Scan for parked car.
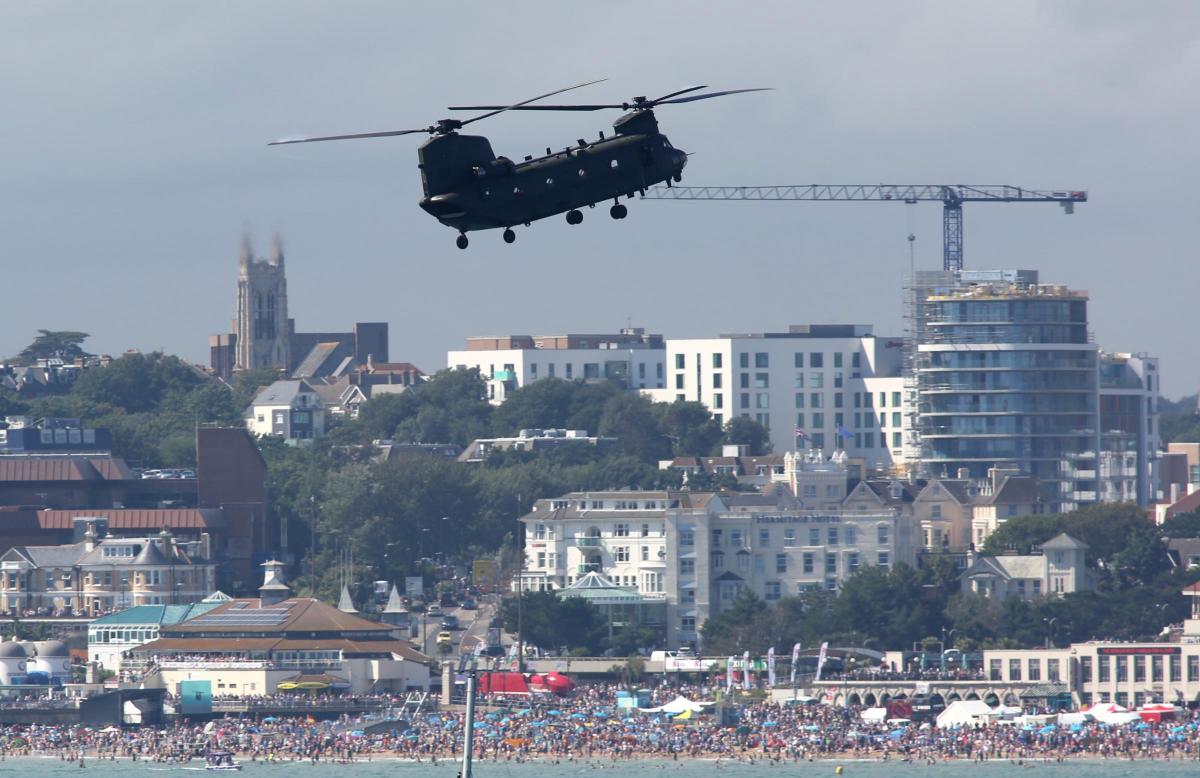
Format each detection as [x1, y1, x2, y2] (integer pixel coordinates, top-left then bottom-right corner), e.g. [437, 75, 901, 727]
[427, 603, 443, 617]
[441, 614, 460, 630]
[437, 631, 453, 646]
[461, 597, 478, 610]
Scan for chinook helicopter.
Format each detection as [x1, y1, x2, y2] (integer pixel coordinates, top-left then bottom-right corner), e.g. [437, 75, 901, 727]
[269, 81, 768, 249]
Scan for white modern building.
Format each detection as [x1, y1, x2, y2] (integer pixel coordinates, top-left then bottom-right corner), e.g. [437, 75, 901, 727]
[645, 325, 911, 471]
[244, 379, 325, 443]
[519, 486, 917, 650]
[447, 329, 666, 403]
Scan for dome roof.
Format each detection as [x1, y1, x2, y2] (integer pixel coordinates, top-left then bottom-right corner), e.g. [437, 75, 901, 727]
[0, 642, 27, 658]
[33, 640, 68, 657]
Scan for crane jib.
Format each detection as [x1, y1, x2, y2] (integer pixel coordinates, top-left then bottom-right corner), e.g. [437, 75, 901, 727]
[639, 184, 1087, 272]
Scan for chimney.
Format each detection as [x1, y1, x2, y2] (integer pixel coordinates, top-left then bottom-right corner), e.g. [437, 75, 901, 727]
[200, 532, 211, 562]
[956, 467, 970, 480]
[84, 522, 97, 553]
[258, 560, 291, 607]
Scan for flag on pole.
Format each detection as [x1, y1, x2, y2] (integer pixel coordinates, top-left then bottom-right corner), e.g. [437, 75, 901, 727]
[794, 428, 809, 440]
[790, 642, 802, 686]
[726, 656, 735, 693]
[742, 650, 752, 691]
[815, 641, 829, 681]
[767, 646, 776, 687]
[835, 426, 854, 440]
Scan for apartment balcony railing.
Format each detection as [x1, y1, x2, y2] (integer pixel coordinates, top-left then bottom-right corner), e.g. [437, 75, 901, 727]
[575, 537, 603, 547]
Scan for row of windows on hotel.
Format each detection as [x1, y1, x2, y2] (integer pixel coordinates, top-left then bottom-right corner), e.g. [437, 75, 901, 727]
[676, 352, 866, 371]
[678, 550, 889, 582]
[531, 523, 891, 547]
[2, 569, 200, 590]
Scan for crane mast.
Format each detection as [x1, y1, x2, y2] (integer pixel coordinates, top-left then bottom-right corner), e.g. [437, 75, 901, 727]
[641, 184, 1087, 271]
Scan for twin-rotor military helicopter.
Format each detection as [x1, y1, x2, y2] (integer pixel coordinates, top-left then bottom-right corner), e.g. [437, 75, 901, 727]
[269, 80, 768, 249]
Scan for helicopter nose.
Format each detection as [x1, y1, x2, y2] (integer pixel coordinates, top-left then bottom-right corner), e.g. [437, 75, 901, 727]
[675, 149, 688, 169]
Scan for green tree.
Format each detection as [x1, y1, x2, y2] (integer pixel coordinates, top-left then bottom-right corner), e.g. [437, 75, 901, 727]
[17, 330, 91, 363]
[491, 379, 621, 436]
[723, 416, 772, 455]
[498, 591, 606, 654]
[231, 368, 283, 411]
[658, 401, 724, 457]
[597, 393, 671, 462]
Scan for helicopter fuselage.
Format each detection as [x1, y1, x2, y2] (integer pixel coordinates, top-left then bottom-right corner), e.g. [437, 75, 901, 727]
[417, 110, 687, 233]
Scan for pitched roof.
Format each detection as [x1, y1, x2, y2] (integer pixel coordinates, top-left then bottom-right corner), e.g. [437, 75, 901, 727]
[1041, 532, 1088, 550]
[985, 476, 1041, 506]
[249, 380, 319, 408]
[963, 553, 1046, 581]
[0, 458, 110, 482]
[11, 542, 86, 568]
[91, 601, 221, 626]
[1164, 489, 1200, 520]
[293, 343, 346, 379]
[38, 508, 225, 531]
[165, 597, 397, 636]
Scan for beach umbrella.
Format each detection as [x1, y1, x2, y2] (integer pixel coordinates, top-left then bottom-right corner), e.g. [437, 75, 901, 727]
[889, 730, 905, 740]
[262, 716, 280, 723]
[570, 713, 587, 720]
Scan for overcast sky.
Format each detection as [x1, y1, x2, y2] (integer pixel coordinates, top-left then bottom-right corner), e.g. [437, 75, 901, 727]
[4, 1, 1197, 397]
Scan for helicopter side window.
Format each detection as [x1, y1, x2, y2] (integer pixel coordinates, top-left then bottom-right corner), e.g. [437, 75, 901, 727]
[545, 177, 554, 186]
[610, 159, 619, 169]
[577, 168, 586, 177]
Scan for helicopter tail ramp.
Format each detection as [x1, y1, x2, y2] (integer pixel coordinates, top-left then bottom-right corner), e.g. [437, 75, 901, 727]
[640, 184, 1086, 272]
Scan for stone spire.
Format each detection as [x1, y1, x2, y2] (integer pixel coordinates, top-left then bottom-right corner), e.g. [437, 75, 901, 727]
[270, 232, 285, 268]
[239, 232, 254, 273]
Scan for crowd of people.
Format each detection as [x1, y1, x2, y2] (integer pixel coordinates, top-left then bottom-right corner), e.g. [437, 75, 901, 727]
[0, 680, 1196, 763]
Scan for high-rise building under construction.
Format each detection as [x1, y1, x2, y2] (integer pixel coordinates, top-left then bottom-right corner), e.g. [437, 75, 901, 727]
[909, 270, 1107, 512]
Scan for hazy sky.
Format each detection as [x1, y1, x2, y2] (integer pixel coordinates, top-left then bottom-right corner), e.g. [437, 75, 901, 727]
[4, 1, 1197, 396]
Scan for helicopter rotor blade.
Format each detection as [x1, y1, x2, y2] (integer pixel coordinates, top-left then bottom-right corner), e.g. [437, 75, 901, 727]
[650, 85, 708, 103]
[268, 128, 429, 145]
[655, 87, 773, 105]
[457, 79, 607, 126]
[447, 104, 621, 112]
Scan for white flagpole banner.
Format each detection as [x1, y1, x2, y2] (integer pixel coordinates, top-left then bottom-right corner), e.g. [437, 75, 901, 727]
[726, 656, 735, 692]
[742, 650, 751, 691]
[815, 641, 829, 682]
[790, 642, 802, 685]
[767, 646, 776, 687]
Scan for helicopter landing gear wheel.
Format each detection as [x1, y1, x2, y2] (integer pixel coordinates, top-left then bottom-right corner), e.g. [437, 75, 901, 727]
[456, 234, 469, 250]
[566, 209, 583, 225]
[502, 228, 516, 244]
[609, 204, 628, 220]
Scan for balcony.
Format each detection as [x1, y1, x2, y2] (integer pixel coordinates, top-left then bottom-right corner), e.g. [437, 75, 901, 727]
[577, 563, 602, 575]
[575, 537, 603, 547]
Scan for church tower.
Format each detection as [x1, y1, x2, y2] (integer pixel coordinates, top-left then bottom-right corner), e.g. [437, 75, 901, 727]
[234, 233, 291, 371]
